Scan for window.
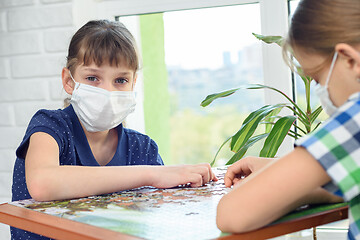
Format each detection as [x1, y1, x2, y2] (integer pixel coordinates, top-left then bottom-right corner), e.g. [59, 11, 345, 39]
[165, 5, 265, 165]
[119, 4, 267, 166]
[289, 0, 330, 125]
[92, 0, 291, 163]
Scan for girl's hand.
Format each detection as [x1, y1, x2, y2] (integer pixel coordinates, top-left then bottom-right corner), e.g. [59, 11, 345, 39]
[150, 163, 218, 188]
[224, 157, 274, 187]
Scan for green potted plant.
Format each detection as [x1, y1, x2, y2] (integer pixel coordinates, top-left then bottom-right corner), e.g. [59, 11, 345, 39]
[201, 33, 323, 167]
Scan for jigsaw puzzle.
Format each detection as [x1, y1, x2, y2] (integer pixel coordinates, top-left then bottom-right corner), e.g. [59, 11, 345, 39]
[11, 167, 231, 240]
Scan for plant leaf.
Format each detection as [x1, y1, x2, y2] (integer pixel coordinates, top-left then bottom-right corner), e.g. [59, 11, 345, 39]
[247, 84, 307, 120]
[264, 108, 282, 133]
[231, 104, 285, 152]
[310, 105, 323, 125]
[289, 129, 303, 139]
[252, 33, 284, 46]
[312, 121, 322, 132]
[200, 88, 241, 107]
[299, 74, 312, 107]
[225, 134, 268, 165]
[284, 105, 307, 125]
[210, 136, 232, 167]
[259, 116, 297, 157]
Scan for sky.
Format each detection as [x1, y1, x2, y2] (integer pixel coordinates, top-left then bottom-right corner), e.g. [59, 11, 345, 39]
[120, 1, 300, 70]
[163, 4, 261, 70]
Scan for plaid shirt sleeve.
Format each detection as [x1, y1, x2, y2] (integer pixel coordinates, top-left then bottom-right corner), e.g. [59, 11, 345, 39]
[295, 93, 360, 202]
[295, 93, 360, 240]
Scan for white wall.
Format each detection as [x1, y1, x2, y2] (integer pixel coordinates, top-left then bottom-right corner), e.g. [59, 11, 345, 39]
[0, 1, 146, 238]
[0, 0, 75, 238]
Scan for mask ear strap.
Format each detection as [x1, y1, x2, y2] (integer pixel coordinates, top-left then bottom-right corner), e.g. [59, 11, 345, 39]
[69, 71, 80, 90]
[131, 76, 136, 91]
[325, 51, 338, 87]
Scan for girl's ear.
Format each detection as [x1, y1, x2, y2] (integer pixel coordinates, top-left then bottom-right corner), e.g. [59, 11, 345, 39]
[335, 43, 360, 79]
[62, 68, 74, 95]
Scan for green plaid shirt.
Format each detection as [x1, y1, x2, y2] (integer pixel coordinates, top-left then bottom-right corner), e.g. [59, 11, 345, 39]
[297, 92, 360, 240]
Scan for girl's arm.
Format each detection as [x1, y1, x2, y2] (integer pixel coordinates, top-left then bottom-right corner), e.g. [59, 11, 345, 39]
[216, 147, 343, 233]
[25, 132, 217, 201]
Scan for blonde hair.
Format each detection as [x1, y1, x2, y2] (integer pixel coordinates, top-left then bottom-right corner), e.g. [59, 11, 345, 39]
[283, 0, 360, 72]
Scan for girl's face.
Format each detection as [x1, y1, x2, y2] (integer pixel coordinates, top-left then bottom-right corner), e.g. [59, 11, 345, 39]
[67, 62, 136, 93]
[293, 44, 360, 108]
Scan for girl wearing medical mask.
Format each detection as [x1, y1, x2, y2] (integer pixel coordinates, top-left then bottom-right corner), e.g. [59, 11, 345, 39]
[11, 20, 217, 240]
[216, 0, 360, 239]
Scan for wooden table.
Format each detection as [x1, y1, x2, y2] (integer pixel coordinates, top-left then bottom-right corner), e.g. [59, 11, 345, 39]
[0, 202, 348, 240]
[0, 167, 349, 240]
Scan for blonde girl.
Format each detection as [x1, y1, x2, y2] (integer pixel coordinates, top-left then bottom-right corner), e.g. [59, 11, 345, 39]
[217, 1, 360, 239]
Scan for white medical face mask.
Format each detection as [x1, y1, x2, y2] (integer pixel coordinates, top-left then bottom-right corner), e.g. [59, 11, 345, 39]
[315, 51, 338, 116]
[69, 72, 136, 132]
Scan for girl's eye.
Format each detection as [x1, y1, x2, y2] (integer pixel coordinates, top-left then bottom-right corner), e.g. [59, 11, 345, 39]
[115, 78, 128, 84]
[86, 76, 98, 82]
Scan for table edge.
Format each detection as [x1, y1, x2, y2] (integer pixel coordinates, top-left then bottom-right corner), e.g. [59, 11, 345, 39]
[0, 203, 141, 240]
[216, 205, 348, 240]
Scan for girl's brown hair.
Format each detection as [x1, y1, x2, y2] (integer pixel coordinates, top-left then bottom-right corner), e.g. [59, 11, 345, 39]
[66, 20, 139, 73]
[283, 0, 360, 71]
